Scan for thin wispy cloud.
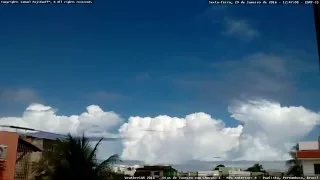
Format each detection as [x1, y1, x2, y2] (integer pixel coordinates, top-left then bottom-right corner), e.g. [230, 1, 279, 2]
[0, 88, 41, 104]
[174, 52, 318, 105]
[222, 17, 260, 40]
[133, 72, 151, 82]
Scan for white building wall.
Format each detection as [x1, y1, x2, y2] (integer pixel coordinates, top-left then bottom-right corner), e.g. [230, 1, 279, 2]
[229, 171, 251, 176]
[197, 171, 220, 177]
[302, 159, 320, 176]
[111, 164, 141, 176]
[299, 141, 319, 150]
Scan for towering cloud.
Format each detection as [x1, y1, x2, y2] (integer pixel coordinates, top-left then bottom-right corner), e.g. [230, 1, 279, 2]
[0, 99, 319, 164]
[119, 100, 320, 163]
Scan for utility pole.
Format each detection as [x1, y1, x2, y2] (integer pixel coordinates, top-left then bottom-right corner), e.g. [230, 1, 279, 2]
[314, 3, 320, 69]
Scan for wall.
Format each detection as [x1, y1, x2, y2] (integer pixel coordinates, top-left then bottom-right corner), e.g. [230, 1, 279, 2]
[28, 138, 43, 163]
[0, 132, 19, 180]
[299, 142, 319, 150]
[302, 159, 320, 176]
[197, 171, 220, 177]
[26, 138, 44, 180]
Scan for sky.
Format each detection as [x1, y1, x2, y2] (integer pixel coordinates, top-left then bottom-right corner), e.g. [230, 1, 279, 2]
[0, 0, 320, 165]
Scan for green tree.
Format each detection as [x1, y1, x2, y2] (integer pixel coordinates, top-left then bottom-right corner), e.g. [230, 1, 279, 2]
[286, 144, 303, 176]
[213, 164, 225, 170]
[33, 134, 121, 180]
[246, 163, 266, 173]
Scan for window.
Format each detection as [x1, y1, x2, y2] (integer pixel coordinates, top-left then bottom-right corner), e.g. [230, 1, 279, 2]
[154, 171, 160, 176]
[314, 164, 320, 174]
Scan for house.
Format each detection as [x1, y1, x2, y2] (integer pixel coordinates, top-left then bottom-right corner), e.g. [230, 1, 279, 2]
[216, 167, 251, 177]
[0, 131, 42, 180]
[111, 164, 141, 176]
[23, 131, 67, 179]
[134, 165, 178, 178]
[296, 138, 320, 176]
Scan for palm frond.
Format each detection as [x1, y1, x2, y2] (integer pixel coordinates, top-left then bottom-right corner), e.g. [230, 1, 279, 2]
[89, 138, 103, 161]
[95, 154, 120, 173]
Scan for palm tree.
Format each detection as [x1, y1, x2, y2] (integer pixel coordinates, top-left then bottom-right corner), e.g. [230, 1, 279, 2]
[33, 134, 121, 180]
[286, 144, 303, 176]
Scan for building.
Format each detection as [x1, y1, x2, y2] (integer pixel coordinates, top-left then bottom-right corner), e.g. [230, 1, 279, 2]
[296, 139, 320, 176]
[197, 170, 220, 177]
[178, 171, 197, 177]
[0, 131, 42, 180]
[134, 165, 178, 178]
[216, 167, 251, 177]
[111, 164, 141, 176]
[23, 131, 67, 180]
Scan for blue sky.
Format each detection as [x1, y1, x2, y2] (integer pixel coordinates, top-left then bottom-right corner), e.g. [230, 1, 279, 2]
[0, 1, 319, 137]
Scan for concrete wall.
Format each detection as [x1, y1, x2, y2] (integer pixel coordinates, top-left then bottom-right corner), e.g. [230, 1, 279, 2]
[197, 171, 220, 177]
[299, 141, 319, 150]
[302, 159, 320, 176]
[28, 138, 43, 163]
[229, 170, 251, 176]
[0, 132, 19, 180]
[111, 165, 140, 176]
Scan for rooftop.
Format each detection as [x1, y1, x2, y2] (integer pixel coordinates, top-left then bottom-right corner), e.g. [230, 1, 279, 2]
[137, 165, 177, 171]
[25, 131, 67, 140]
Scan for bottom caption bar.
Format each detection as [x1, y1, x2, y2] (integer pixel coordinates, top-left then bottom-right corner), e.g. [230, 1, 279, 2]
[125, 177, 320, 180]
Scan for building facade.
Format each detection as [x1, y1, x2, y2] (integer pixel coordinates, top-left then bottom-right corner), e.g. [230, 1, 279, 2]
[0, 131, 42, 180]
[111, 164, 141, 176]
[134, 165, 178, 178]
[296, 140, 320, 176]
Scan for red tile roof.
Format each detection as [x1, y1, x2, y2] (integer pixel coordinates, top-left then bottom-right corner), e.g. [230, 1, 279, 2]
[296, 150, 320, 159]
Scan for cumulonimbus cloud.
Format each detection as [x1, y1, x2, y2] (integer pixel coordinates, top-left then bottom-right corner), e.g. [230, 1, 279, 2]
[0, 99, 319, 164]
[119, 99, 320, 163]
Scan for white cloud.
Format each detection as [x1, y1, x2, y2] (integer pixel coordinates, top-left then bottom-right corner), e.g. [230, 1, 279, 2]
[119, 100, 320, 163]
[0, 103, 123, 136]
[223, 18, 260, 40]
[1, 100, 320, 164]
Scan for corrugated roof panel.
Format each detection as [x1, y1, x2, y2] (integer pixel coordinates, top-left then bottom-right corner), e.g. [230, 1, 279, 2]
[26, 132, 67, 140]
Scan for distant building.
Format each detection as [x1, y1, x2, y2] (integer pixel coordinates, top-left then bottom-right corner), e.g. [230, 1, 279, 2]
[111, 164, 141, 176]
[215, 167, 250, 177]
[197, 170, 220, 177]
[296, 138, 320, 176]
[134, 165, 178, 178]
[178, 171, 197, 177]
[196, 167, 250, 177]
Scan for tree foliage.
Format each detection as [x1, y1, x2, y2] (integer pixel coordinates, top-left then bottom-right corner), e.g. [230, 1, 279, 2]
[32, 134, 121, 180]
[214, 164, 225, 170]
[286, 144, 303, 176]
[246, 163, 266, 173]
